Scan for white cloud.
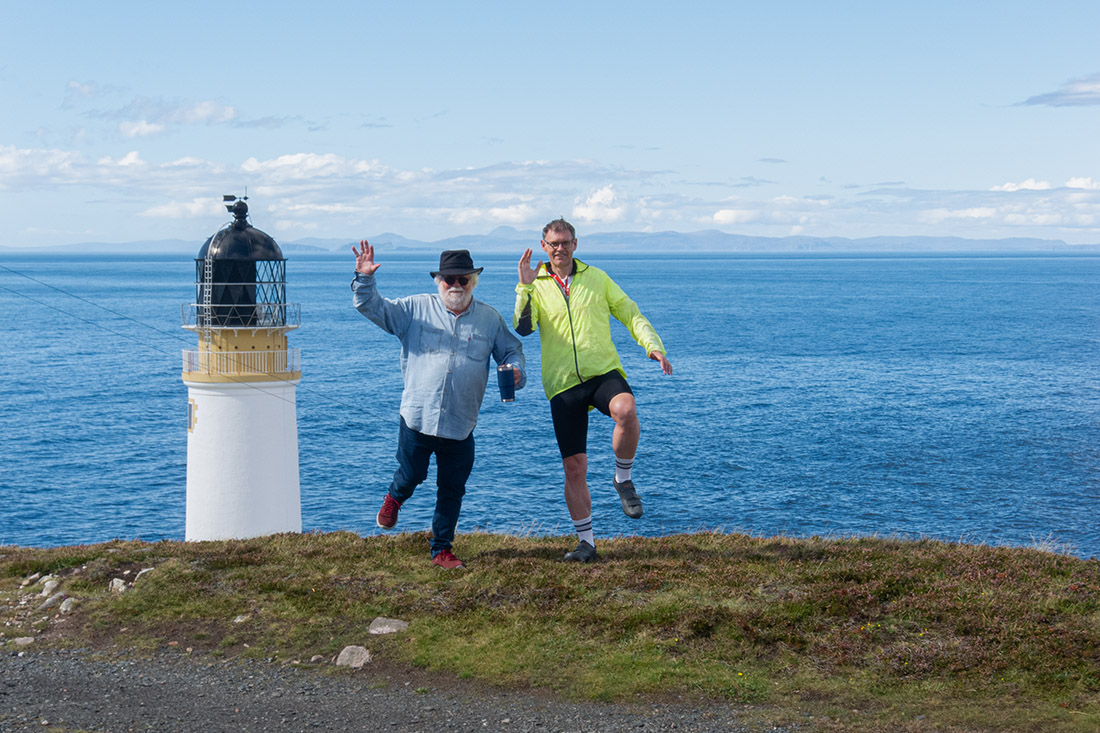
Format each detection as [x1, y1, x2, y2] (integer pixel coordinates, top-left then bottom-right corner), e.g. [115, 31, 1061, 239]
[97, 151, 145, 168]
[141, 197, 225, 218]
[991, 179, 1052, 192]
[572, 185, 626, 223]
[1020, 72, 1100, 107]
[704, 194, 832, 230]
[919, 207, 997, 224]
[770, 195, 802, 205]
[484, 192, 535, 205]
[66, 80, 97, 99]
[1004, 212, 1064, 226]
[180, 100, 237, 125]
[281, 202, 363, 215]
[62, 80, 125, 108]
[1067, 177, 1100, 190]
[444, 203, 536, 227]
[445, 209, 483, 226]
[0, 145, 82, 187]
[5, 140, 1100, 245]
[712, 208, 758, 225]
[82, 94, 239, 135]
[166, 156, 207, 167]
[241, 153, 386, 183]
[487, 204, 535, 223]
[120, 120, 165, 138]
[275, 220, 319, 232]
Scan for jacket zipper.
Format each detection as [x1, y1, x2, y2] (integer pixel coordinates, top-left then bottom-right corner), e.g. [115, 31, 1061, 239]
[553, 273, 583, 383]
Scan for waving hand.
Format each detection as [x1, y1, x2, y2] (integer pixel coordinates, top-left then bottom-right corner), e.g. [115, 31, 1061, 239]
[352, 240, 381, 276]
[518, 248, 541, 285]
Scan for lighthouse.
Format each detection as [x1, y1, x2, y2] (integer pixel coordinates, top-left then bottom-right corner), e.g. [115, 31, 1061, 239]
[181, 196, 302, 541]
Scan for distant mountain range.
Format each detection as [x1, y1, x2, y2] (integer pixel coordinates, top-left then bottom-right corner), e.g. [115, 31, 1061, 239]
[6, 227, 1099, 255]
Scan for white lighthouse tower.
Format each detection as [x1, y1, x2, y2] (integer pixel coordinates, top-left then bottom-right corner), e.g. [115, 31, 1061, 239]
[181, 196, 302, 541]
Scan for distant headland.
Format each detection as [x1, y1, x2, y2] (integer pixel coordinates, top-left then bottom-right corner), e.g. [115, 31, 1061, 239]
[4, 226, 1099, 255]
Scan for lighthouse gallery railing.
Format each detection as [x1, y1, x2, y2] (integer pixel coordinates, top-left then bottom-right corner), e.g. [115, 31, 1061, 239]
[182, 348, 301, 376]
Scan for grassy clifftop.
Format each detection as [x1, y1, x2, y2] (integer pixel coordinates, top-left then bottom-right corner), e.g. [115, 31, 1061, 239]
[3, 531, 1099, 731]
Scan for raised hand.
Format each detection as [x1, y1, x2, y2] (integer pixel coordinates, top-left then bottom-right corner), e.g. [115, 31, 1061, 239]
[352, 240, 381, 275]
[518, 248, 541, 285]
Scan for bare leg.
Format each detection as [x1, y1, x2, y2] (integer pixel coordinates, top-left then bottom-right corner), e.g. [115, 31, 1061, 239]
[609, 392, 639, 460]
[608, 392, 644, 519]
[562, 453, 591, 520]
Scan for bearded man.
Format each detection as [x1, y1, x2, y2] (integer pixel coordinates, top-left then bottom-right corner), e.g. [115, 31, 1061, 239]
[352, 243, 525, 568]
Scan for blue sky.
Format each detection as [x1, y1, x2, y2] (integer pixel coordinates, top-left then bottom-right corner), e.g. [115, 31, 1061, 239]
[3, 1, 1099, 247]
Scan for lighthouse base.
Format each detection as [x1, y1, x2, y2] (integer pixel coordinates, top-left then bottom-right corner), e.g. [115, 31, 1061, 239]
[184, 379, 302, 541]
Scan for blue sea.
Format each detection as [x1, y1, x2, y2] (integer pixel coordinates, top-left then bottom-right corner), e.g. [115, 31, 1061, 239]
[2, 251, 1098, 557]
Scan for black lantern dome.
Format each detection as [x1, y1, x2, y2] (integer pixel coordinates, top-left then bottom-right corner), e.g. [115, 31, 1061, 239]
[195, 196, 288, 328]
[197, 199, 284, 261]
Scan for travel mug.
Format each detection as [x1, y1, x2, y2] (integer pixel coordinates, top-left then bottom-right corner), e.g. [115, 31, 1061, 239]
[497, 364, 515, 403]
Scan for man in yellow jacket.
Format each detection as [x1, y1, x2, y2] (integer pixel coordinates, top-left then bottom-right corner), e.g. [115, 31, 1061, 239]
[514, 218, 673, 562]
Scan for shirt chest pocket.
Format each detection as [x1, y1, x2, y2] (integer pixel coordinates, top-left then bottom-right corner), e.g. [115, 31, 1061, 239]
[465, 334, 492, 363]
[417, 325, 447, 353]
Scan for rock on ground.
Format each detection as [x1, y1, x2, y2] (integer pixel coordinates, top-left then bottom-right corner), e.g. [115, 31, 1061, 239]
[368, 617, 409, 635]
[335, 645, 372, 668]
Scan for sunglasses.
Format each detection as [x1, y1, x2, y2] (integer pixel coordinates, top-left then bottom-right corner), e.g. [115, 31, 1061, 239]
[442, 275, 470, 287]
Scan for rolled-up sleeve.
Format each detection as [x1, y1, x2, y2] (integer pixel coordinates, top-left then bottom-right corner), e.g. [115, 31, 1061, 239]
[352, 273, 412, 337]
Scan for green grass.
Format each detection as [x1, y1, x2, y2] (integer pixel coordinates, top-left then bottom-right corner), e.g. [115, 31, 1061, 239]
[3, 530, 1100, 731]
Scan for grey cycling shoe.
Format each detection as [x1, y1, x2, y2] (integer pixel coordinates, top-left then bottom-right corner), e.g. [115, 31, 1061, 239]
[613, 478, 644, 519]
[563, 540, 597, 563]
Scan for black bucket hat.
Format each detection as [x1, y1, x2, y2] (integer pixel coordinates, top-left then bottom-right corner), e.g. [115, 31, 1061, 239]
[430, 249, 484, 278]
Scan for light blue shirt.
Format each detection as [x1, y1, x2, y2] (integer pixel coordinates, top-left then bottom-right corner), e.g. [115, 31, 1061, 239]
[352, 273, 526, 440]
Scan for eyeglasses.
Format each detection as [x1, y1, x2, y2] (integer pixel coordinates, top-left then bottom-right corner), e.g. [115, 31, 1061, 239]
[543, 239, 575, 250]
[442, 275, 470, 287]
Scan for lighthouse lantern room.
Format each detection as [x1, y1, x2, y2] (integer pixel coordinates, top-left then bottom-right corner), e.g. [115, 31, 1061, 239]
[181, 196, 302, 541]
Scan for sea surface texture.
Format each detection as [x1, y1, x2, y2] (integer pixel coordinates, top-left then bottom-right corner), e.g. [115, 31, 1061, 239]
[1, 252, 1098, 557]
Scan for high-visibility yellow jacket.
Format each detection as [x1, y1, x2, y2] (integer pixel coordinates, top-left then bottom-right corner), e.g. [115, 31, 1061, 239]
[513, 258, 666, 400]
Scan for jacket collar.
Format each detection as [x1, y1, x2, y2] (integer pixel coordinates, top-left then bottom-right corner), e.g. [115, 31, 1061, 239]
[538, 258, 586, 278]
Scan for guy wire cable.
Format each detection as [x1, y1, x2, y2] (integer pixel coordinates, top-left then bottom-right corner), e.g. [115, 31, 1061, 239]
[0, 263, 358, 410]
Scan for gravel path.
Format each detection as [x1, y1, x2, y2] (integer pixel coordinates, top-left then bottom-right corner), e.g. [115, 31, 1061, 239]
[1, 649, 796, 732]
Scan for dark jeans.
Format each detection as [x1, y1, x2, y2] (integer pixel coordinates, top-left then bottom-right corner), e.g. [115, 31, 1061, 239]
[388, 417, 475, 557]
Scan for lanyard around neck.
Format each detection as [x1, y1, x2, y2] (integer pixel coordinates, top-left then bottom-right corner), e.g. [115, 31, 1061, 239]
[547, 267, 572, 297]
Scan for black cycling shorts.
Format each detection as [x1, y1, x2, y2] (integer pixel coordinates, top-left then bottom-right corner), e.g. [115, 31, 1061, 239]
[549, 370, 633, 458]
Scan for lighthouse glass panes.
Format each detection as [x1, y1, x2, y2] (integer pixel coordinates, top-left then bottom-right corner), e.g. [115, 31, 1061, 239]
[194, 257, 287, 327]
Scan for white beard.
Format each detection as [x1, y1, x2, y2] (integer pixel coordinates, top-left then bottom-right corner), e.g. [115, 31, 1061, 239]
[439, 284, 472, 312]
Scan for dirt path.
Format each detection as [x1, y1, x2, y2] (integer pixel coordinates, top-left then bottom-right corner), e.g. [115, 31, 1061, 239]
[1, 648, 796, 732]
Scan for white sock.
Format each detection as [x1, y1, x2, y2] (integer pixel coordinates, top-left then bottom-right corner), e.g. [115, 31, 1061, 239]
[573, 515, 594, 546]
[615, 457, 634, 483]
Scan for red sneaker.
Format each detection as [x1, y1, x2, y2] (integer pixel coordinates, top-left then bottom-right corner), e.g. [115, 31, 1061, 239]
[376, 494, 401, 529]
[431, 549, 466, 569]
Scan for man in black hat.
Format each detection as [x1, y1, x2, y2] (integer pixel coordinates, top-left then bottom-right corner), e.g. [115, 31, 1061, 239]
[352, 241, 526, 569]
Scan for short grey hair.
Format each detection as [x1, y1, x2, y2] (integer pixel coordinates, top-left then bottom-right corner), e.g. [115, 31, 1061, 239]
[542, 218, 576, 239]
